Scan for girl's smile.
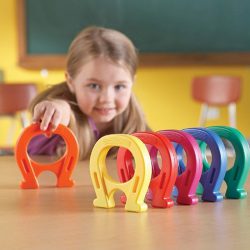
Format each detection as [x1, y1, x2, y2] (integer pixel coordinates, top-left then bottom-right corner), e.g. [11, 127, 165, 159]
[94, 107, 116, 116]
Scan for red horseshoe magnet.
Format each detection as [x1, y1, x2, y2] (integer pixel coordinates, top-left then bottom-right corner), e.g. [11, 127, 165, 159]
[117, 131, 178, 208]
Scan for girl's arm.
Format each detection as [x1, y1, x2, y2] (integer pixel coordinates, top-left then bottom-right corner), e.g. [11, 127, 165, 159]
[28, 99, 71, 155]
[33, 99, 71, 131]
[28, 134, 65, 155]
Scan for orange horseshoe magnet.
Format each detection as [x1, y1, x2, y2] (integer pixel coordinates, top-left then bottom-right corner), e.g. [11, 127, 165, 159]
[15, 123, 79, 189]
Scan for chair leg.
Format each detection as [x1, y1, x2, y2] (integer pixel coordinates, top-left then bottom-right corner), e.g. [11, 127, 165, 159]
[7, 118, 16, 146]
[228, 103, 236, 128]
[199, 104, 208, 127]
[20, 111, 30, 128]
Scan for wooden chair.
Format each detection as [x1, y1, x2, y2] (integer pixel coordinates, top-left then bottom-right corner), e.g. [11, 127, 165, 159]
[0, 83, 37, 145]
[191, 76, 241, 128]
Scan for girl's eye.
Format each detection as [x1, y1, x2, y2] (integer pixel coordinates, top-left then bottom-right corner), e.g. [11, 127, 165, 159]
[115, 84, 126, 91]
[87, 83, 100, 90]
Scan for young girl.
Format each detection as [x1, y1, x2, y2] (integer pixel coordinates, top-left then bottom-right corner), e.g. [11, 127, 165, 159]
[28, 26, 149, 160]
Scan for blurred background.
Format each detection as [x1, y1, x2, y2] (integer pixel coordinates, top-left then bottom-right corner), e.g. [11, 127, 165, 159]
[0, 0, 250, 148]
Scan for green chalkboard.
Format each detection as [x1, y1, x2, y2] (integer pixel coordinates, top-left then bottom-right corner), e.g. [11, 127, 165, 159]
[17, 0, 250, 69]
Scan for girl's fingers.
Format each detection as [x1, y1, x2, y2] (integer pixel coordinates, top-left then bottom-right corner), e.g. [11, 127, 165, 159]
[32, 104, 45, 123]
[40, 106, 55, 130]
[50, 110, 62, 131]
[32, 101, 65, 131]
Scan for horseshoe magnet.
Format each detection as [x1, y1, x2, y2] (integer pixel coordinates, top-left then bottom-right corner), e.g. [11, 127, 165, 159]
[157, 130, 202, 205]
[89, 134, 152, 212]
[15, 123, 79, 189]
[208, 126, 250, 199]
[183, 127, 227, 202]
[117, 132, 178, 208]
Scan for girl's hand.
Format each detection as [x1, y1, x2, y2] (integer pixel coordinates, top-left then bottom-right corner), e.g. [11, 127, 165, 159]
[32, 100, 71, 131]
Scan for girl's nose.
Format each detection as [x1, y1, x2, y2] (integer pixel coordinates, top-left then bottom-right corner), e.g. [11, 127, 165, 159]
[99, 88, 114, 103]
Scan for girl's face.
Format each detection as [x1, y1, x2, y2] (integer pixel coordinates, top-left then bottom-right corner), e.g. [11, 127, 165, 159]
[66, 56, 134, 128]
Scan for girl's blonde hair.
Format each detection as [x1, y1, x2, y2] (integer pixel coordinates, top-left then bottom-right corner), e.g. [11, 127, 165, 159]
[30, 26, 149, 159]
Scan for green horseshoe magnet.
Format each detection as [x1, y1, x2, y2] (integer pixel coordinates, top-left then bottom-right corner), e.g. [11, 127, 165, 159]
[208, 126, 250, 199]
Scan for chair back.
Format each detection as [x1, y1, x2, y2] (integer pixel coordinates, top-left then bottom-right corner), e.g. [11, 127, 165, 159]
[192, 76, 241, 105]
[0, 83, 37, 115]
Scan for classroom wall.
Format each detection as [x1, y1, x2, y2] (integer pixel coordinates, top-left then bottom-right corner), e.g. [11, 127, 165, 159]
[0, 0, 250, 146]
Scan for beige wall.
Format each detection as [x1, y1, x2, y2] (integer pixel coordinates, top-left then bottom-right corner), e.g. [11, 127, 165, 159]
[0, 0, 250, 146]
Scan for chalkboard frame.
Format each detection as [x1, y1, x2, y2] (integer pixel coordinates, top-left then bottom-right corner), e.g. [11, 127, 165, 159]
[17, 0, 250, 69]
